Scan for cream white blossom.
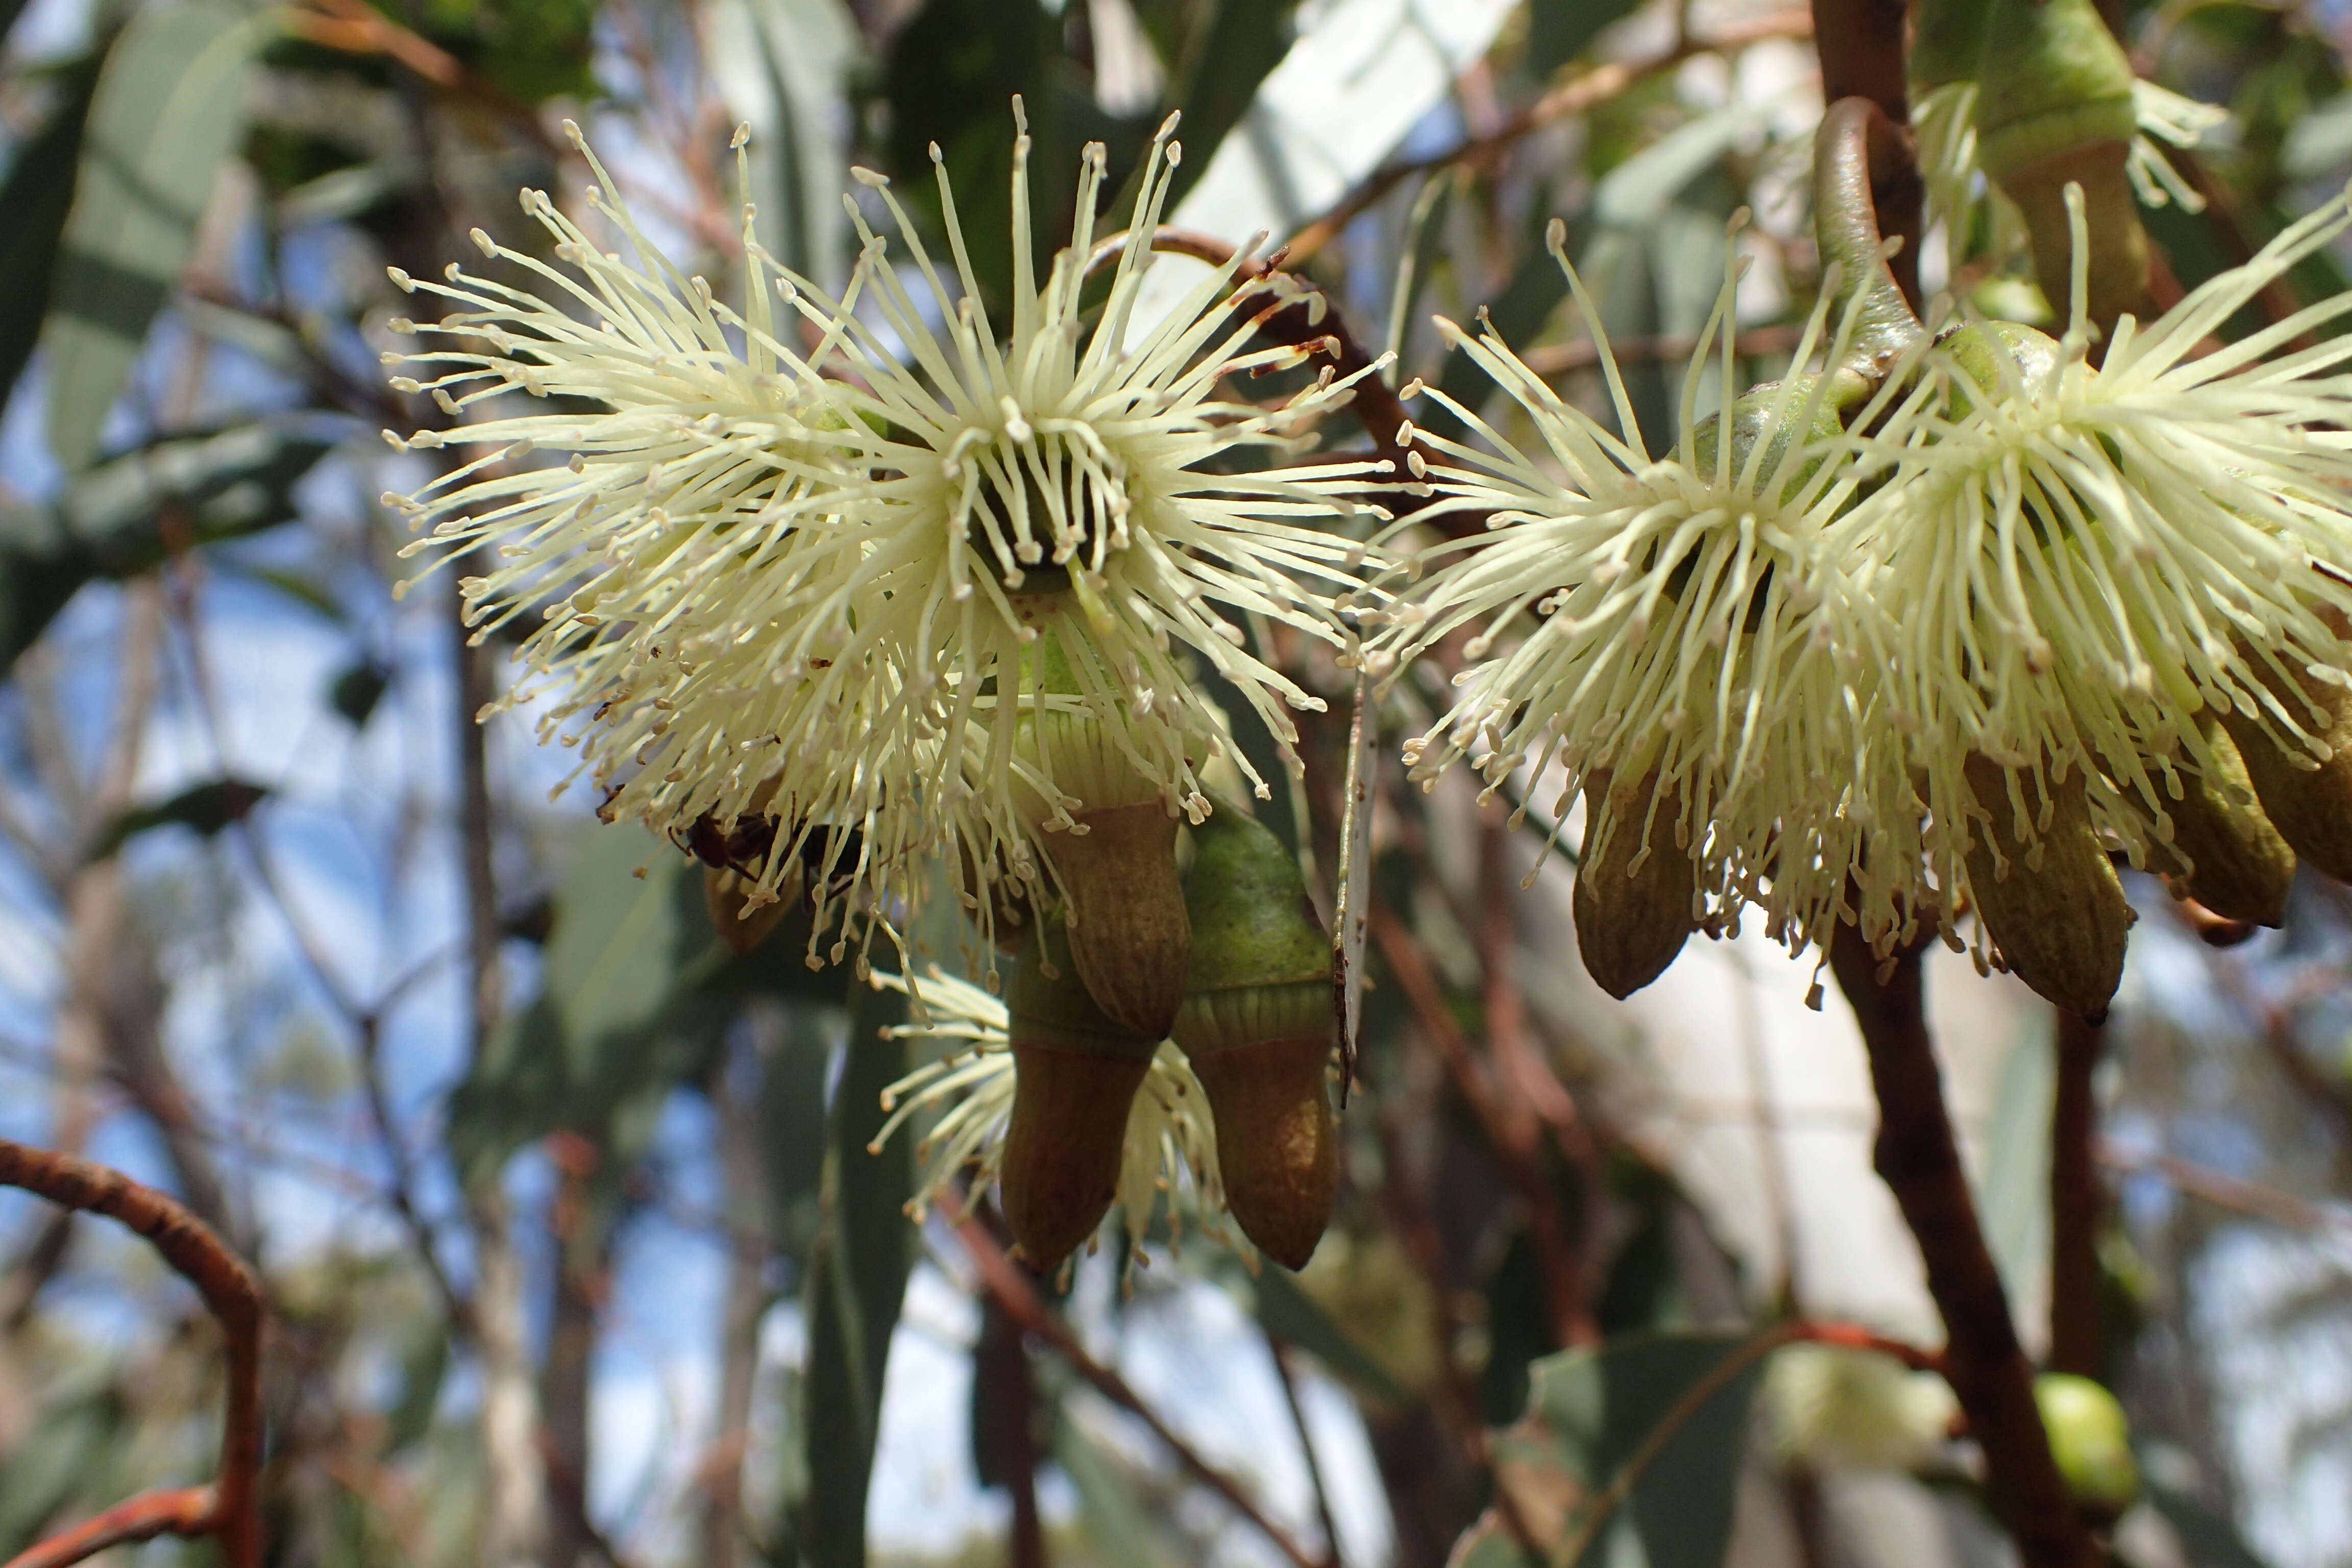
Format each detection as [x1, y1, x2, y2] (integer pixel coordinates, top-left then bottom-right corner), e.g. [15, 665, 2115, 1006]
[1377, 219, 1929, 955]
[382, 111, 1377, 971]
[866, 967, 1233, 1263]
[1836, 183, 2352, 914]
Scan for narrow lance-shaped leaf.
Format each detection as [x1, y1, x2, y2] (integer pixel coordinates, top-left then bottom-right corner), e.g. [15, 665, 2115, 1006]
[1452, 1331, 1771, 1568]
[0, 422, 331, 668]
[0, 51, 101, 415]
[44, 0, 264, 470]
[797, 972, 916, 1565]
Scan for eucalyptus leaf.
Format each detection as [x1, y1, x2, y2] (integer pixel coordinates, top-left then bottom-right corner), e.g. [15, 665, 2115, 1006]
[0, 422, 332, 667]
[0, 52, 100, 415]
[43, 0, 264, 470]
[1451, 1331, 1768, 1568]
[797, 972, 916, 1566]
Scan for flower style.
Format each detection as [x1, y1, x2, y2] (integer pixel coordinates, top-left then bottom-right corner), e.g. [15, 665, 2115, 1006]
[867, 967, 1232, 1263]
[1376, 218, 1928, 965]
[382, 110, 1376, 971]
[1836, 184, 2352, 928]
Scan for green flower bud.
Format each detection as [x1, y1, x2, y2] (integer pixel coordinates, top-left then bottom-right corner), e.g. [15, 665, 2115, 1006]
[2034, 1373, 2140, 1516]
[1910, 0, 1987, 92]
[1963, 755, 2134, 1019]
[1173, 807, 1338, 1269]
[2149, 717, 2294, 928]
[2219, 616, 2352, 883]
[1574, 770, 1697, 1000]
[1017, 640, 1193, 1039]
[1000, 915, 1160, 1270]
[1973, 0, 2150, 329]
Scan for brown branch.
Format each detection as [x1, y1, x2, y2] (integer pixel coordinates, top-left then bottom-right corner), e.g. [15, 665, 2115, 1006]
[1267, 1336, 1343, 1568]
[1825, 929, 2099, 1568]
[0, 1140, 263, 1568]
[2048, 1012, 2107, 1379]
[1281, 11, 1815, 268]
[939, 1191, 1321, 1568]
[1369, 902, 1590, 1351]
[2097, 1141, 2352, 1237]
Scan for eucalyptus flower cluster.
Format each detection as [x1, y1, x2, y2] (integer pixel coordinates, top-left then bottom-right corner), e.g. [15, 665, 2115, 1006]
[382, 112, 1374, 984]
[1377, 166, 2352, 1018]
[382, 112, 1362, 1269]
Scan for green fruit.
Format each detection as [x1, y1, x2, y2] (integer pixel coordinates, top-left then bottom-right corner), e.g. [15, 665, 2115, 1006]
[2035, 1372, 2140, 1514]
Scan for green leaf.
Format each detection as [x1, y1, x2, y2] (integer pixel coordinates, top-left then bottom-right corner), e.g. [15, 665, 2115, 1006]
[445, 828, 732, 1178]
[703, 0, 857, 285]
[0, 53, 101, 415]
[84, 775, 269, 861]
[1452, 1331, 1771, 1568]
[0, 421, 332, 666]
[328, 660, 390, 726]
[1526, 0, 1646, 77]
[1199, 1252, 1410, 1409]
[797, 973, 916, 1565]
[44, 0, 265, 470]
[1154, 0, 1300, 208]
[1054, 1405, 1171, 1568]
[0, 1386, 122, 1552]
[757, 999, 843, 1269]
[385, 1320, 450, 1453]
[2141, 1457, 2275, 1568]
[879, 0, 1061, 313]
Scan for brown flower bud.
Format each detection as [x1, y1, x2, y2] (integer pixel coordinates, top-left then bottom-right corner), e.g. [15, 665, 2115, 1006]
[2218, 622, 2352, 884]
[1044, 800, 1191, 1038]
[999, 916, 1159, 1270]
[702, 866, 793, 955]
[1572, 769, 1697, 999]
[1963, 755, 2134, 1019]
[2148, 718, 2293, 927]
[1173, 808, 1337, 1269]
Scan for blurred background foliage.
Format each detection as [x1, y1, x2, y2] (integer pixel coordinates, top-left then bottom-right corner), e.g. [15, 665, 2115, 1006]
[3, 0, 2352, 1565]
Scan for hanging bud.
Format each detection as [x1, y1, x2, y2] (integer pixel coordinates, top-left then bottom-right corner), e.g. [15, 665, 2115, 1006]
[703, 866, 793, 954]
[2148, 718, 2294, 928]
[1963, 755, 2134, 1019]
[2219, 622, 2352, 884]
[1017, 639, 1193, 1038]
[1973, 0, 2151, 329]
[999, 914, 1160, 1270]
[1573, 770, 1697, 999]
[1172, 807, 1337, 1269]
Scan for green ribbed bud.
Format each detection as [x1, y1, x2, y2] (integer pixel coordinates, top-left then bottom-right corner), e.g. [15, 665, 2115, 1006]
[1910, 0, 1987, 91]
[1173, 807, 1338, 1269]
[1574, 770, 1697, 999]
[1974, 0, 2149, 330]
[1016, 642, 1193, 1039]
[2150, 716, 2294, 927]
[1001, 915, 1159, 1270]
[2220, 628, 2352, 883]
[1963, 755, 2134, 1019]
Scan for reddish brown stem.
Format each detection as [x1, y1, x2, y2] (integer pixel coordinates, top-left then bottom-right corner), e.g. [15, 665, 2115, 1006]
[1825, 930, 2099, 1568]
[939, 1191, 1320, 1568]
[2049, 1012, 2106, 1379]
[0, 1139, 263, 1568]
